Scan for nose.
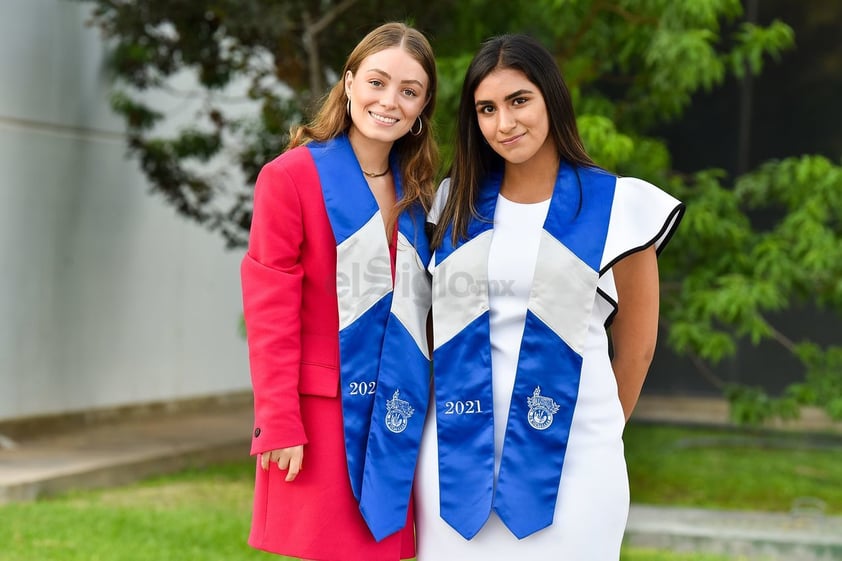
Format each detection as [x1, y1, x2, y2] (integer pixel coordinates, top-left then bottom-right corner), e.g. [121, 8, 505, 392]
[497, 106, 516, 133]
[379, 86, 399, 109]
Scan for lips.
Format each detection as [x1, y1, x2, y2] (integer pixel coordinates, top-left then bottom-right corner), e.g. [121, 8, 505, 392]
[500, 133, 525, 145]
[370, 111, 399, 125]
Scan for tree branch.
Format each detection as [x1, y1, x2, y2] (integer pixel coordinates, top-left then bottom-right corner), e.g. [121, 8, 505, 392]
[659, 319, 727, 390]
[603, 3, 660, 26]
[302, 0, 359, 96]
[765, 321, 798, 354]
[559, 0, 604, 61]
[688, 351, 727, 390]
[310, 0, 359, 37]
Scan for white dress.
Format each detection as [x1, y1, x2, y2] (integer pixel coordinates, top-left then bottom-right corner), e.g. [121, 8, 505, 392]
[416, 177, 682, 560]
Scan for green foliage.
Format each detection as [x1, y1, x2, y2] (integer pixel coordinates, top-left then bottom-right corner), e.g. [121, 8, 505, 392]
[75, 0, 842, 423]
[109, 91, 162, 130]
[430, 52, 474, 168]
[578, 115, 634, 171]
[729, 20, 795, 77]
[725, 384, 800, 425]
[663, 155, 842, 422]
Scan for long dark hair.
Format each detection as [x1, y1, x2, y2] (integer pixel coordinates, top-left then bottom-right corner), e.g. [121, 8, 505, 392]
[431, 34, 594, 249]
[290, 22, 438, 218]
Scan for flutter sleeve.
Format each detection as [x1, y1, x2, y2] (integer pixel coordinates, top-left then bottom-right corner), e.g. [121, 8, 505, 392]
[596, 176, 685, 323]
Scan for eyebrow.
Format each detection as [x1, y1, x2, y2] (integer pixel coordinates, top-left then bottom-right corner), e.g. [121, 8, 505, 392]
[367, 67, 425, 89]
[475, 89, 534, 107]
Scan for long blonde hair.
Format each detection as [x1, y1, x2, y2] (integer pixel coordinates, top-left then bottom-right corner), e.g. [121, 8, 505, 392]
[290, 22, 438, 218]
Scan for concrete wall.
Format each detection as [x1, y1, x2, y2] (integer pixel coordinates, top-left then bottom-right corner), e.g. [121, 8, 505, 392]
[0, 0, 250, 421]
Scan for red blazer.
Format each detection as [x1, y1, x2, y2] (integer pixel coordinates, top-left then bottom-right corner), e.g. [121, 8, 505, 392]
[241, 145, 415, 560]
[242, 146, 340, 455]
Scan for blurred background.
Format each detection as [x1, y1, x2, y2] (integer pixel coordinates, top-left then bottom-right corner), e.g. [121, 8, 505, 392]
[0, 1, 248, 423]
[1, 2, 841, 560]
[2, 0, 840, 428]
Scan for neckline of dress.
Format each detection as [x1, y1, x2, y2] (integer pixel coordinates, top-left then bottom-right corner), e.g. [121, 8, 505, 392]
[497, 192, 552, 207]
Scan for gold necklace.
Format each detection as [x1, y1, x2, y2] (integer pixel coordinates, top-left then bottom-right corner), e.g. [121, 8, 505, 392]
[362, 167, 390, 178]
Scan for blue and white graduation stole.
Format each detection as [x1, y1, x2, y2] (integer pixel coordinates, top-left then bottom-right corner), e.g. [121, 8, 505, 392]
[308, 135, 432, 541]
[431, 163, 615, 540]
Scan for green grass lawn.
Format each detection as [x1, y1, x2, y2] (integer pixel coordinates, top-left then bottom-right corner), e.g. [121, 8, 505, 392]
[625, 422, 842, 514]
[0, 461, 273, 561]
[620, 552, 746, 561]
[1, 422, 839, 560]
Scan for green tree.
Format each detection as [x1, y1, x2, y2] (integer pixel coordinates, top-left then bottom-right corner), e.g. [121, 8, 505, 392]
[78, 0, 842, 423]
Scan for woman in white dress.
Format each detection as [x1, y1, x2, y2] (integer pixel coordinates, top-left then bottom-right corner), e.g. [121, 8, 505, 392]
[417, 34, 684, 560]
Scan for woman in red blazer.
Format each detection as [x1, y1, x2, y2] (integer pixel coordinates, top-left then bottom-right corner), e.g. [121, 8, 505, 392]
[241, 22, 438, 561]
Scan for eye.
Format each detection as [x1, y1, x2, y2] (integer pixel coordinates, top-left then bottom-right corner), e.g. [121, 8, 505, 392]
[512, 97, 529, 106]
[477, 104, 495, 115]
[368, 79, 383, 87]
[402, 88, 418, 97]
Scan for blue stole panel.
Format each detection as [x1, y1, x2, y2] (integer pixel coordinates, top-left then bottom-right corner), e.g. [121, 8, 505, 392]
[359, 185, 432, 541]
[432, 163, 615, 539]
[309, 135, 432, 541]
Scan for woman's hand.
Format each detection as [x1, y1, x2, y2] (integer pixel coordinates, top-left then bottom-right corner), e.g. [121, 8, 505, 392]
[259, 445, 304, 482]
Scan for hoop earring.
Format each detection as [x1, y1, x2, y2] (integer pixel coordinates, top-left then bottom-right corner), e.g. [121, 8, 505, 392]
[410, 116, 423, 136]
[346, 97, 351, 116]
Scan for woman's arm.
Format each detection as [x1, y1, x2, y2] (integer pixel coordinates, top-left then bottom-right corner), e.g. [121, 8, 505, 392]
[609, 245, 660, 422]
[242, 158, 308, 460]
